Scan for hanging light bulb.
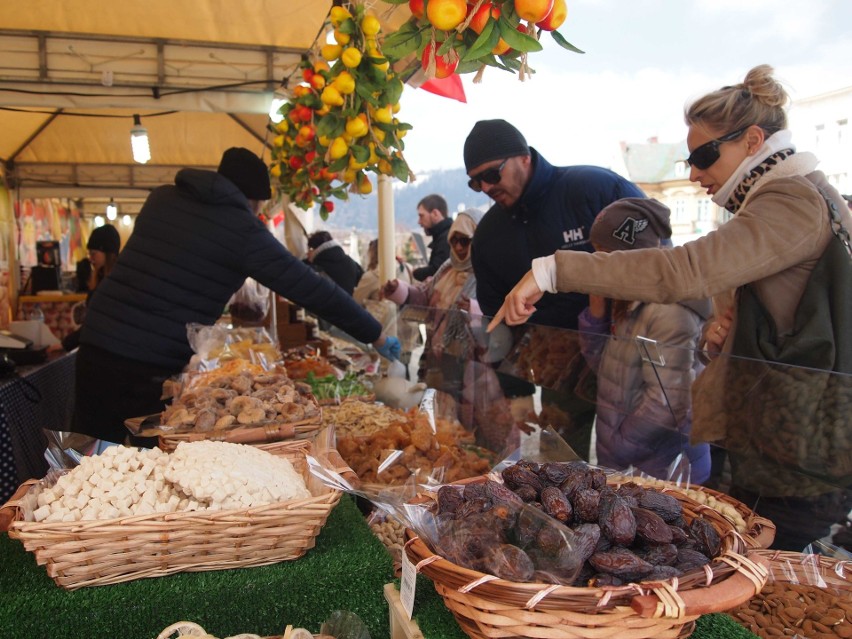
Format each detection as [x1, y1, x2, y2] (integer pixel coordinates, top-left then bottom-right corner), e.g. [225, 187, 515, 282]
[121, 214, 132, 227]
[106, 198, 118, 221]
[94, 215, 105, 227]
[269, 97, 286, 124]
[130, 114, 151, 164]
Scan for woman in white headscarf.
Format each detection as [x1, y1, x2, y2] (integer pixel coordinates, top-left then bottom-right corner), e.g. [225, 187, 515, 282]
[385, 208, 483, 381]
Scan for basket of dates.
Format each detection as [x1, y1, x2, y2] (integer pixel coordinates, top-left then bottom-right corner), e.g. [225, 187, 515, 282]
[404, 460, 770, 639]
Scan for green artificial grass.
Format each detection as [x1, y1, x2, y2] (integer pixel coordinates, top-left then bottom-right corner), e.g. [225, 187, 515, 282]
[0, 495, 394, 639]
[401, 576, 761, 639]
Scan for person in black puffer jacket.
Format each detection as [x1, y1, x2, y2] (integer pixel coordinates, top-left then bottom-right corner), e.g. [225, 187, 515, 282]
[74, 147, 400, 445]
[304, 230, 363, 295]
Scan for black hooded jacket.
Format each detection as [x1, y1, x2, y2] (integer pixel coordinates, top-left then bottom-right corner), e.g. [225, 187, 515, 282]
[81, 168, 381, 369]
[307, 240, 363, 295]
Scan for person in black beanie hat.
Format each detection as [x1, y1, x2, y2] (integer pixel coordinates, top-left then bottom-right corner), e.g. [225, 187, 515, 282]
[60, 224, 122, 352]
[217, 147, 273, 202]
[464, 118, 645, 458]
[71, 146, 401, 450]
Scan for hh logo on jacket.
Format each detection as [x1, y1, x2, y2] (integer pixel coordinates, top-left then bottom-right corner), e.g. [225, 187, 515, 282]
[561, 227, 587, 248]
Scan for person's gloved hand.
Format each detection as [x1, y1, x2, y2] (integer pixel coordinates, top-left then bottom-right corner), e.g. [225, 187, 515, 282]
[374, 335, 401, 361]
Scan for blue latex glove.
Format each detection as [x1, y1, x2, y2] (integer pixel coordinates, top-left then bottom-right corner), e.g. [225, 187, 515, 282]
[375, 335, 401, 361]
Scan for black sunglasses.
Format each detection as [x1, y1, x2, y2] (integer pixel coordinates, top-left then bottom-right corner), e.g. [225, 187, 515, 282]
[468, 159, 508, 192]
[450, 235, 472, 248]
[685, 126, 750, 170]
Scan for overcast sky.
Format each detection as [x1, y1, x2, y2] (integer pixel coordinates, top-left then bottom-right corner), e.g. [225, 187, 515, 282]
[395, 0, 852, 174]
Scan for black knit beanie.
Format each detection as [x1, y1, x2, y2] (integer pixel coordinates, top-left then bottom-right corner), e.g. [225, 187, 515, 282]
[590, 198, 672, 251]
[87, 224, 121, 254]
[217, 147, 272, 200]
[463, 119, 530, 171]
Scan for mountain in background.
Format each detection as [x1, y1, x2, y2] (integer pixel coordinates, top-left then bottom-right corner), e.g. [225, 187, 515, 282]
[323, 167, 494, 232]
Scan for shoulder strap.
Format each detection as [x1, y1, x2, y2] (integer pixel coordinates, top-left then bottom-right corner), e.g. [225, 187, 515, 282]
[816, 185, 852, 259]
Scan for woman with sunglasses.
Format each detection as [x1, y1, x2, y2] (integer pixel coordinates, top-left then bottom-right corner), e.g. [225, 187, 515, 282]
[489, 65, 851, 551]
[383, 210, 496, 429]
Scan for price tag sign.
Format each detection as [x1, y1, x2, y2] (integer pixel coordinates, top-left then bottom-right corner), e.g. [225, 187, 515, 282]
[399, 548, 416, 620]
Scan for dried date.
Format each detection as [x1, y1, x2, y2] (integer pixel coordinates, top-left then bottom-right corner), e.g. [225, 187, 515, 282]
[455, 498, 489, 519]
[632, 507, 674, 545]
[644, 565, 681, 581]
[463, 482, 487, 502]
[482, 544, 535, 582]
[538, 462, 572, 487]
[676, 547, 711, 571]
[502, 464, 543, 494]
[639, 543, 679, 566]
[589, 547, 654, 581]
[668, 524, 689, 546]
[541, 486, 572, 522]
[436, 486, 464, 515]
[598, 493, 636, 546]
[484, 479, 523, 506]
[515, 485, 539, 502]
[689, 518, 721, 558]
[637, 490, 683, 523]
[572, 488, 602, 523]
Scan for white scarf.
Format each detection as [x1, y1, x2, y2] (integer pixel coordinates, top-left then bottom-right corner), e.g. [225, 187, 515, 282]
[711, 130, 796, 208]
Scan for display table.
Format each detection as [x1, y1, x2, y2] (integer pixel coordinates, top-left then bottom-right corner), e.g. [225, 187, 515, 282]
[0, 496, 395, 639]
[0, 495, 756, 639]
[17, 293, 87, 340]
[0, 351, 75, 503]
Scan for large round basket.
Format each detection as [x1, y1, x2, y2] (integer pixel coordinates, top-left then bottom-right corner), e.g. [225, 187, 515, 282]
[727, 549, 851, 639]
[404, 476, 769, 639]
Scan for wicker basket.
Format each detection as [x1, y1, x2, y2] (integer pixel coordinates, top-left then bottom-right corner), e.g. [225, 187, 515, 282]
[404, 476, 769, 639]
[608, 475, 776, 550]
[727, 549, 851, 639]
[157, 413, 323, 452]
[0, 440, 349, 590]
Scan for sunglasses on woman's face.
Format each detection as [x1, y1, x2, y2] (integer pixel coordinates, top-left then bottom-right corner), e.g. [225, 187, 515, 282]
[450, 236, 472, 248]
[468, 159, 508, 192]
[685, 126, 750, 170]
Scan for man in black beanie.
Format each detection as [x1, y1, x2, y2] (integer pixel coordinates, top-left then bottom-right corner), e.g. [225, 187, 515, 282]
[73, 146, 400, 448]
[464, 119, 645, 459]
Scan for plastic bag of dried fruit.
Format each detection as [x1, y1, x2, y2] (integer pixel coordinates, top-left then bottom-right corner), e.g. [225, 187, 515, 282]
[185, 322, 281, 372]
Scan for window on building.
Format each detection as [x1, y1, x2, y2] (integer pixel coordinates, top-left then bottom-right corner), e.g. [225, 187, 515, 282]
[674, 161, 687, 177]
[696, 198, 711, 222]
[815, 123, 825, 150]
[839, 119, 848, 146]
[673, 199, 687, 222]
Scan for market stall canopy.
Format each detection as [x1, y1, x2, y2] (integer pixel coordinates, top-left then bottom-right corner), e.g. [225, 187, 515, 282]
[0, 0, 412, 209]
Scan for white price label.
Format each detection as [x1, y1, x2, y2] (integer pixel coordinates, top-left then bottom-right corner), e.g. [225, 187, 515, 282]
[399, 548, 416, 620]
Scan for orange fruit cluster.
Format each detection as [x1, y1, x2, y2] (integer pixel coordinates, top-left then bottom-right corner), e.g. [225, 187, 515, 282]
[382, 0, 579, 82]
[269, 5, 414, 215]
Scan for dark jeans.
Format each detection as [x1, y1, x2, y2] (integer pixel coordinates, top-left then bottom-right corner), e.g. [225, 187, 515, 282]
[73, 344, 178, 446]
[729, 485, 852, 552]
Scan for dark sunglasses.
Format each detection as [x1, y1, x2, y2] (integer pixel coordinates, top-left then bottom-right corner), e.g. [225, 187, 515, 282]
[685, 126, 750, 170]
[449, 235, 472, 248]
[468, 159, 508, 192]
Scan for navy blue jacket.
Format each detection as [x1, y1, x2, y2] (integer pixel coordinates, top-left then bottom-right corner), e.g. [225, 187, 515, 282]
[472, 149, 645, 328]
[82, 169, 382, 369]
